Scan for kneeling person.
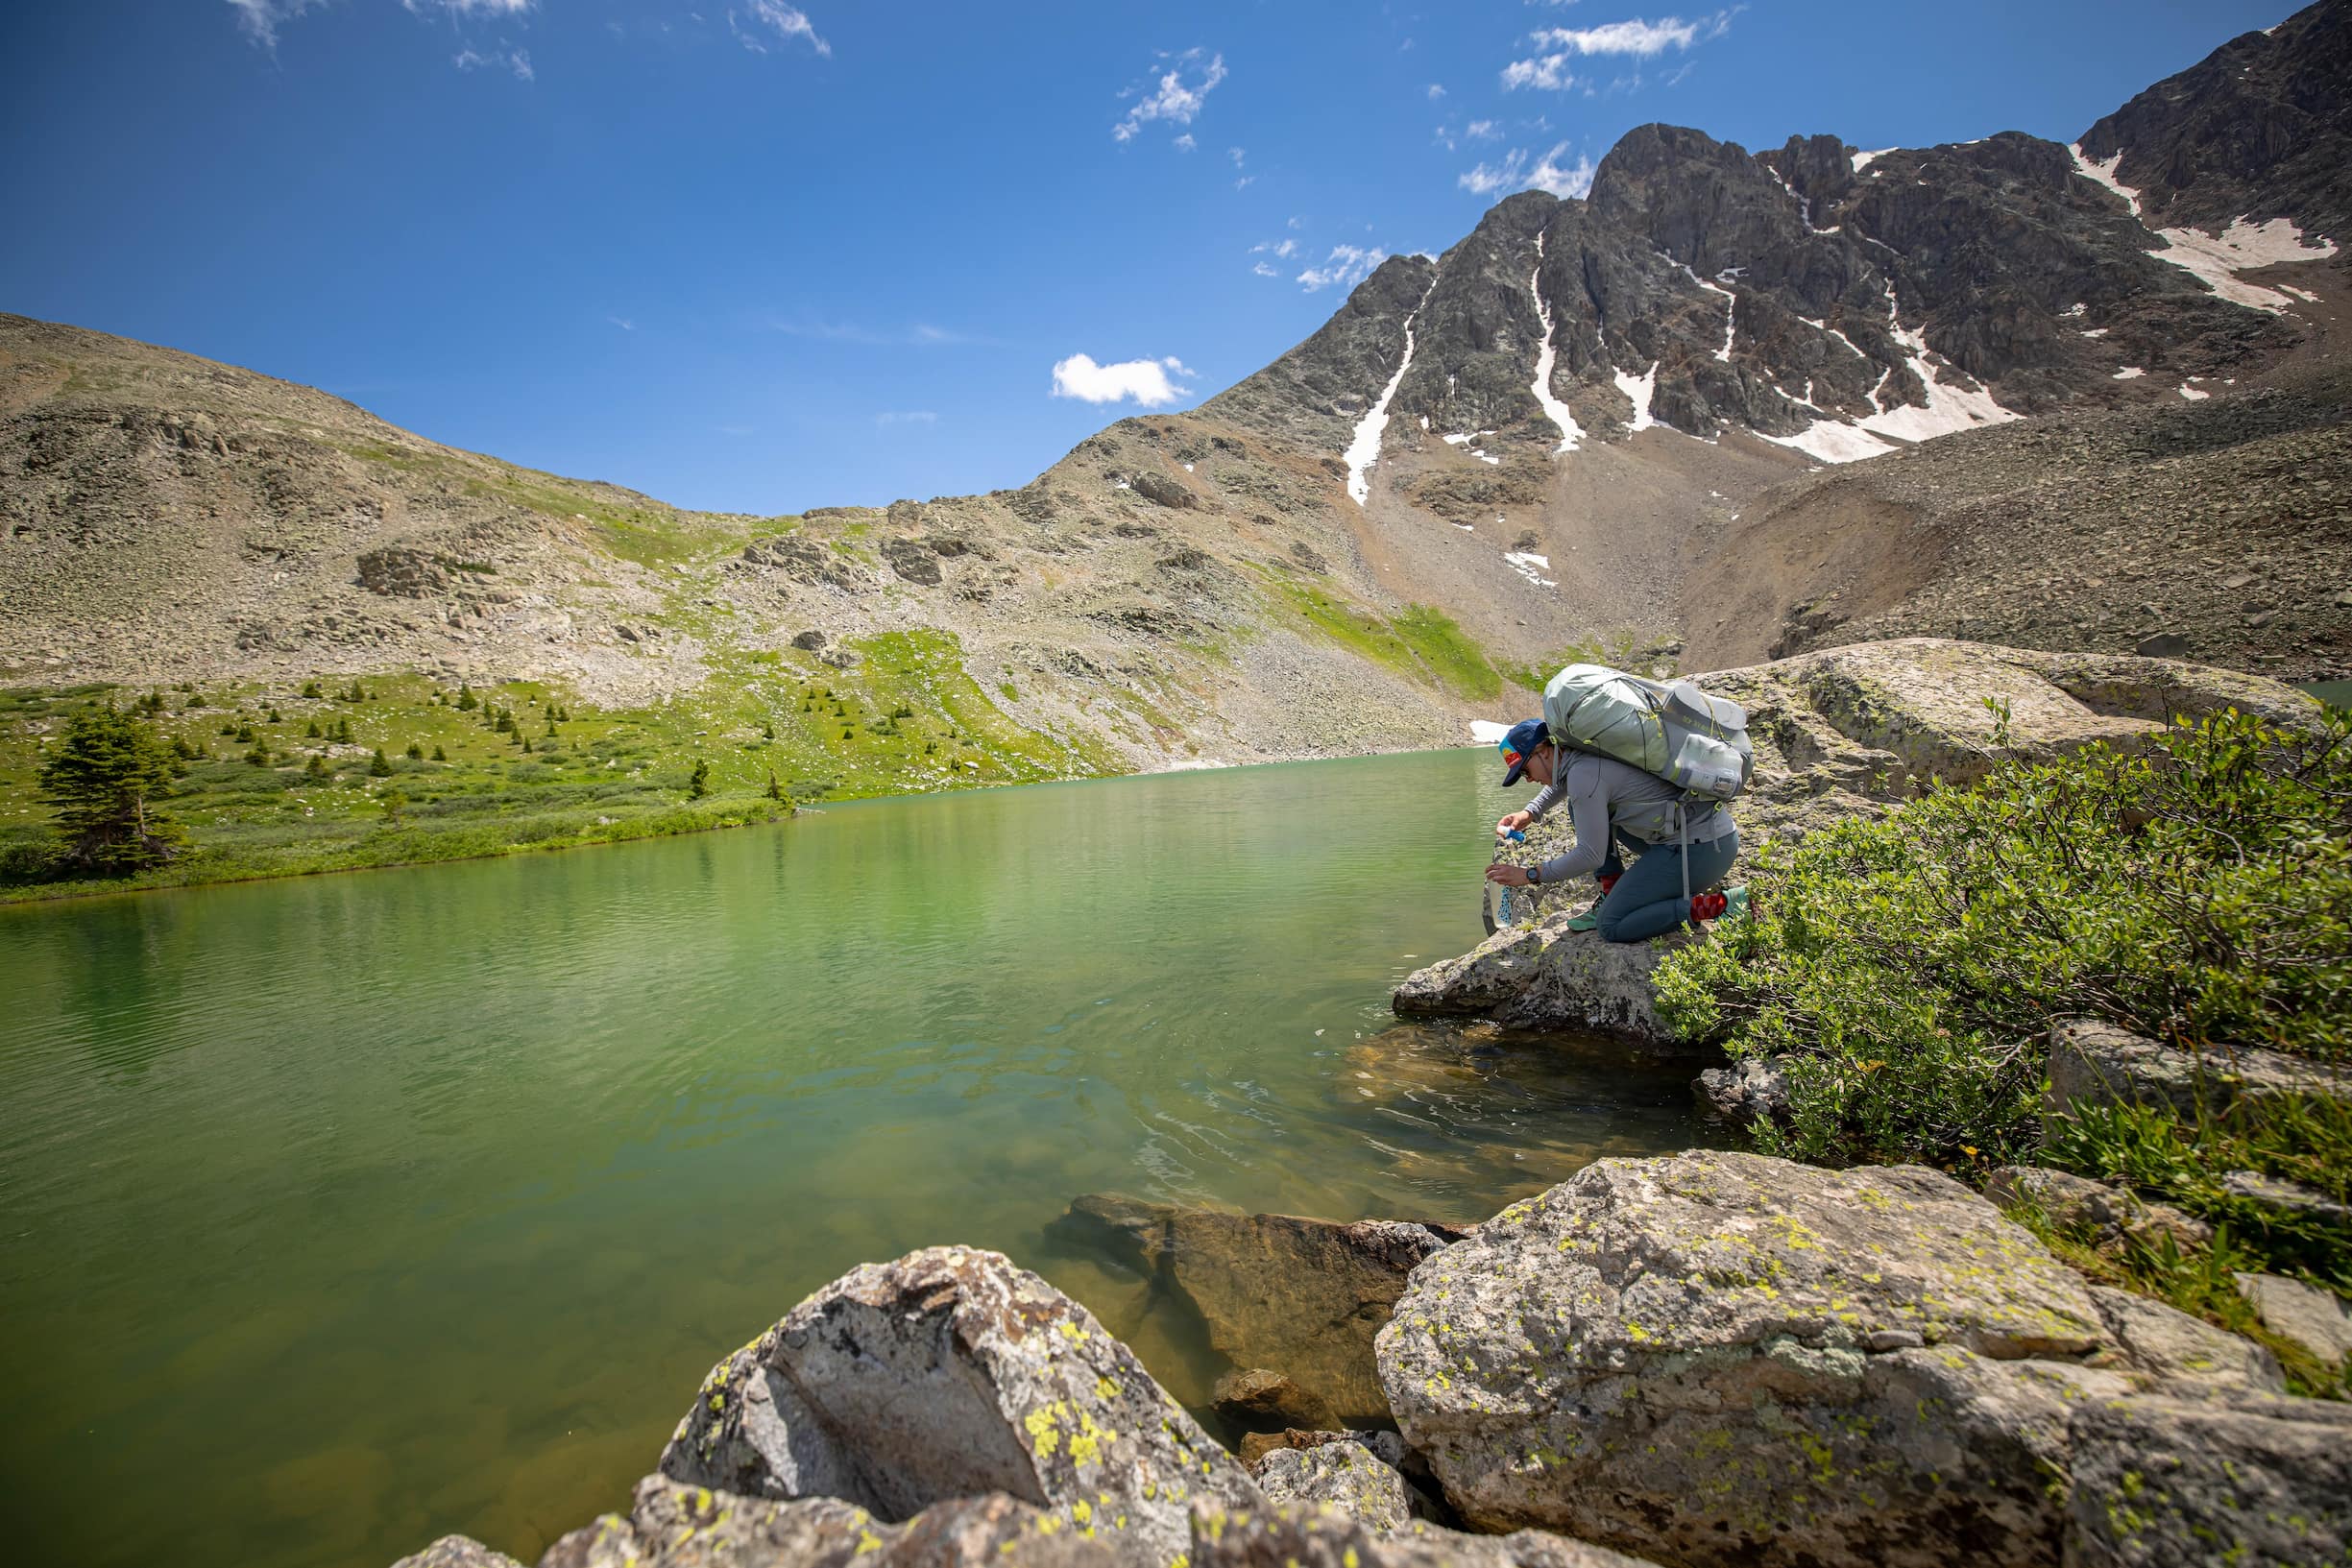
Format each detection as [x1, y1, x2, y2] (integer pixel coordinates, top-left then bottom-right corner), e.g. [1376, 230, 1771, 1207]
[1485, 717, 1738, 943]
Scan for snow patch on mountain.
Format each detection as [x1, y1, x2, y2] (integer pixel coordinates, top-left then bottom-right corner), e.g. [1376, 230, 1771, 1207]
[1345, 279, 1439, 507]
[1529, 233, 1586, 453]
[2148, 217, 2339, 312]
[1758, 420, 1900, 465]
[1612, 361, 1659, 433]
[1851, 148, 1895, 174]
[1854, 286, 2022, 444]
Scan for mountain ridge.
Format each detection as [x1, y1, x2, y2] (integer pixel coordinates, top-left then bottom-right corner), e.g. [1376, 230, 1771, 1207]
[4, 1, 2348, 785]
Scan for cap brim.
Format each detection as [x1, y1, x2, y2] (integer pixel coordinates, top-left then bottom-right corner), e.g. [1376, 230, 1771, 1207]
[1501, 760, 1528, 786]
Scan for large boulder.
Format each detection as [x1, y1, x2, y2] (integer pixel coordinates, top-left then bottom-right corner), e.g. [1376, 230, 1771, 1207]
[659, 1246, 1260, 1563]
[541, 1475, 1115, 1568]
[1375, 1150, 2270, 1568]
[1049, 1194, 1466, 1427]
[1401, 641, 2323, 1038]
[2065, 1393, 2352, 1567]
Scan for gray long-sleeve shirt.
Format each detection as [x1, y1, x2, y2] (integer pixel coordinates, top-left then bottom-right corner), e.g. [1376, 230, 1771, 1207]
[1523, 754, 1735, 882]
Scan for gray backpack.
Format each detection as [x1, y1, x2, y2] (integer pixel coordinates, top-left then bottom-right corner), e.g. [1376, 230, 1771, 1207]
[1540, 664, 1753, 802]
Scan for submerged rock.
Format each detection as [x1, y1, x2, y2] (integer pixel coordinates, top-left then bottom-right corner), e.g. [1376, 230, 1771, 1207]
[1212, 1367, 1336, 1432]
[658, 1245, 1259, 1563]
[1050, 1194, 1465, 1427]
[1375, 1150, 2279, 1568]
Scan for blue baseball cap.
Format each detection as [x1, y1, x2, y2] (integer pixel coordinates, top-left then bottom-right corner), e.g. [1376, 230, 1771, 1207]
[1498, 718, 1550, 785]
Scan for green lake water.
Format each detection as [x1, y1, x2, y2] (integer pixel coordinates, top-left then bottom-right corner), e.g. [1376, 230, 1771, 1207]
[0, 747, 1719, 1568]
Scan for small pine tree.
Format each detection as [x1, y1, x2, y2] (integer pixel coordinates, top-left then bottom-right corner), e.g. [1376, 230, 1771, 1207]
[763, 722, 776, 740]
[306, 754, 329, 779]
[336, 718, 355, 745]
[243, 742, 271, 768]
[37, 705, 185, 873]
[379, 787, 406, 825]
[545, 712, 558, 737]
[171, 736, 203, 761]
[140, 691, 166, 713]
[369, 749, 393, 777]
[765, 770, 785, 803]
[302, 681, 323, 700]
[234, 724, 257, 744]
[687, 759, 711, 800]
[267, 708, 282, 724]
[405, 742, 424, 760]
[456, 683, 477, 712]
[432, 745, 448, 762]
[304, 719, 321, 737]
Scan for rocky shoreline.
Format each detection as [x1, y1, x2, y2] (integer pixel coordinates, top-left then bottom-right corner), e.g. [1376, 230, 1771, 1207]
[392, 1133, 2350, 1568]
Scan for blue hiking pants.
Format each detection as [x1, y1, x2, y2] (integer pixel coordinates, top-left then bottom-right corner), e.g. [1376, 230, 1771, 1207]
[1593, 824, 1740, 944]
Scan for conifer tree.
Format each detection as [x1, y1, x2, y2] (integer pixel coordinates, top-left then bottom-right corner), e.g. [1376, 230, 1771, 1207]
[36, 705, 185, 873]
[432, 745, 448, 762]
[379, 787, 406, 825]
[688, 759, 711, 800]
[306, 754, 329, 780]
[456, 683, 477, 712]
[302, 681, 323, 700]
[370, 749, 393, 777]
[305, 720, 322, 738]
[406, 742, 424, 760]
[765, 770, 785, 802]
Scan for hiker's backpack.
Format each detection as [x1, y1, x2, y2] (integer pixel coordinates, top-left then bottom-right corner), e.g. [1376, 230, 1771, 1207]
[1540, 664, 1754, 803]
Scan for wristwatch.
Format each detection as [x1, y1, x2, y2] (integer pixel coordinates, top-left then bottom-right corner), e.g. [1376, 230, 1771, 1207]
[1526, 865, 1541, 886]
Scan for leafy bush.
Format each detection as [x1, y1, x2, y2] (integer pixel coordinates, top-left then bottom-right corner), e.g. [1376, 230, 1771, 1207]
[1656, 707, 2352, 1171]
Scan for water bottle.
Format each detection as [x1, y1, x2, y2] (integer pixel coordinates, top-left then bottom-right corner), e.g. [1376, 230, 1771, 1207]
[1483, 830, 1528, 934]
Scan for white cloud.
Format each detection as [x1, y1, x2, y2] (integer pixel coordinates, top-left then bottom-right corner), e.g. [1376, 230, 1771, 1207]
[1250, 237, 1299, 259]
[1527, 143, 1595, 197]
[1504, 12, 1731, 87]
[1228, 146, 1247, 167]
[1175, 133, 1197, 152]
[1114, 49, 1227, 143]
[405, 0, 535, 15]
[1426, 83, 1446, 100]
[1460, 140, 1592, 199]
[1297, 245, 1387, 292]
[733, 2, 831, 56]
[1466, 119, 1502, 141]
[876, 410, 938, 425]
[1253, 262, 1279, 277]
[225, 0, 327, 48]
[1050, 354, 1198, 406]
[605, 315, 635, 330]
[454, 45, 534, 81]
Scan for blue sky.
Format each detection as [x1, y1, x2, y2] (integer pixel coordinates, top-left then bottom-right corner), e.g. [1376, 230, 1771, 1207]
[1, 1, 2298, 515]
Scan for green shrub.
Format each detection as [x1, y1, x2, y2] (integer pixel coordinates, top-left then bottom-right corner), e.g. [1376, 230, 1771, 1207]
[1656, 706, 2352, 1172]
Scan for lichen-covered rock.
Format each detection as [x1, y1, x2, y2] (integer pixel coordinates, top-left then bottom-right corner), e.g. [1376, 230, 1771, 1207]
[2065, 1393, 2352, 1568]
[2219, 1170, 2352, 1227]
[540, 1474, 1115, 1568]
[1188, 1503, 1658, 1568]
[1377, 1150, 2134, 1567]
[1251, 1441, 1413, 1532]
[388, 1537, 523, 1568]
[2083, 1285, 2284, 1394]
[1050, 1194, 1464, 1426]
[659, 1246, 1260, 1563]
[1982, 1165, 2213, 1254]
[2042, 1019, 2347, 1131]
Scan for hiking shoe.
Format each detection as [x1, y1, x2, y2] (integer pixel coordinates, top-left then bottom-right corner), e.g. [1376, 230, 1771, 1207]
[1721, 884, 1750, 921]
[1565, 909, 1601, 933]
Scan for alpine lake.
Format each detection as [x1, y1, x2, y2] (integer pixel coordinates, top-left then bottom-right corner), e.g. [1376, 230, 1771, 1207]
[0, 746, 1724, 1568]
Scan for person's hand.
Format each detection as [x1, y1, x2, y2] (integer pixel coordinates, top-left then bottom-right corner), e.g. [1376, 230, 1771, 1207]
[1495, 810, 1533, 839]
[1485, 863, 1533, 887]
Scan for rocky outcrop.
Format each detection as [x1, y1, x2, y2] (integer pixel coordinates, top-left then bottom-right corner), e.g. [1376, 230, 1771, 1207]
[1396, 642, 2325, 1038]
[1695, 1056, 1791, 1122]
[658, 1246, 1259, 1563]
[2043, 1017, 2350, 1131]
[1048, 1194, 1465, 1428]
[1374, 1150, 2295, 1568]
[1983, 1165, 2214, 1255]
[1250, 1441, 1414, 1532]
